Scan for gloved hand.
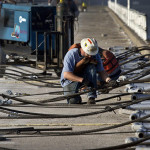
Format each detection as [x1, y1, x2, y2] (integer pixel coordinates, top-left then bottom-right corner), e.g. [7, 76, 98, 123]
[108, 80, 119, 87]
[82, 78, 94, 87]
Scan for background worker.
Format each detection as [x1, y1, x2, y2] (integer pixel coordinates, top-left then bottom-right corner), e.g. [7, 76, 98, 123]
[60, 38, 111, 104]
[81, 1, 87, 12]
[99, 47, 121, 81]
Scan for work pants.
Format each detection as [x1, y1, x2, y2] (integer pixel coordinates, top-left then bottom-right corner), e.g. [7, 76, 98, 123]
[63, 64, 97, 104]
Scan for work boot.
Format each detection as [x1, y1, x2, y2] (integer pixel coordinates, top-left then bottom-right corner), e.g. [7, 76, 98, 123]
[67, 97, 82, 104]
[87, 97, 96, 104]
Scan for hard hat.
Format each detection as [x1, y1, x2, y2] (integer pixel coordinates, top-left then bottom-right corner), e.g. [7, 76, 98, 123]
[81, 38, 98, 56]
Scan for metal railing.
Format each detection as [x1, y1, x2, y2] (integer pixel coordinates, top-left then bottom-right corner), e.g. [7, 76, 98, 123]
[108, 0, 147, 41]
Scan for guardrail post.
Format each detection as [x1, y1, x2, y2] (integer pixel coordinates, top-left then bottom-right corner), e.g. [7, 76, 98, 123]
[127, 0, 130, 26]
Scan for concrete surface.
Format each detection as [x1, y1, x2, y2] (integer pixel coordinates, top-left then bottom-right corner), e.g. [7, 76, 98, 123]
[0, 6, 146, 150]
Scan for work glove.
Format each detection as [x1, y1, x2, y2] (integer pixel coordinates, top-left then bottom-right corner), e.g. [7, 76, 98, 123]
[108, 80, 119, 87]
[82, 78, 94, 88]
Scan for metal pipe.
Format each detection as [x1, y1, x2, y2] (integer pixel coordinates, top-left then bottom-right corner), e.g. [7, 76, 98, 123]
[115, 47, 137, 58]
[140, 100, 150, 105]
[131, 94, 150, 101]
[122, 62, 143, 70]
[125, 87, 143, 93]
[125, 71, 150, 81]
[126, 83, 150, 92]
[119, 52, 144, 62]
[119, 53, 140, 61]
[135, 128, 147, 138]
[144, 110, 150, 114]
[120, 54, 150, 66]
[125, 137, 150, 146]
[139, 74, 150, 80]
[132, 122, 150, 131]
[118, 108, 137, 115]
[125, 137, 139, 143]
[132, 123, 143, 131]
[121, 62, 150, 76]
[130, 112, 150, 121]
[127, 104, 150, 111]
[129, 112, 141, 121]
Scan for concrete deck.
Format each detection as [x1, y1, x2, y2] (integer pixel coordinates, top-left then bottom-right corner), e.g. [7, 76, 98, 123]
[0, 6, 146, 150]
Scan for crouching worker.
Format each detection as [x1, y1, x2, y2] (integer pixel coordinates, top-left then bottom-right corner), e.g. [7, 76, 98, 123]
[60, 38, 111, 104]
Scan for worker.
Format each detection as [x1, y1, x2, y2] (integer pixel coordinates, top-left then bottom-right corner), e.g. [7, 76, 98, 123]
[60, 38, 112, 104]
[69, 43, 121, 81]
[99, 47, 121, 81]
[68, 43, 121, 91]
[81, 1, 87, 12]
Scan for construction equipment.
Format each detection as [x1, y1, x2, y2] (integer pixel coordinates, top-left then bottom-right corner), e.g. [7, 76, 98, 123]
[0, 1, 74, 76]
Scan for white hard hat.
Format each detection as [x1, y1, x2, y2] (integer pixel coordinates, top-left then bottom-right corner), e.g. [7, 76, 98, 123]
[81, 38, 98, 56]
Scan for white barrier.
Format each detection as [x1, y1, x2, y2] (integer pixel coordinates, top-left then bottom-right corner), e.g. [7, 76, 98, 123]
[108, 0, 147, 40]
